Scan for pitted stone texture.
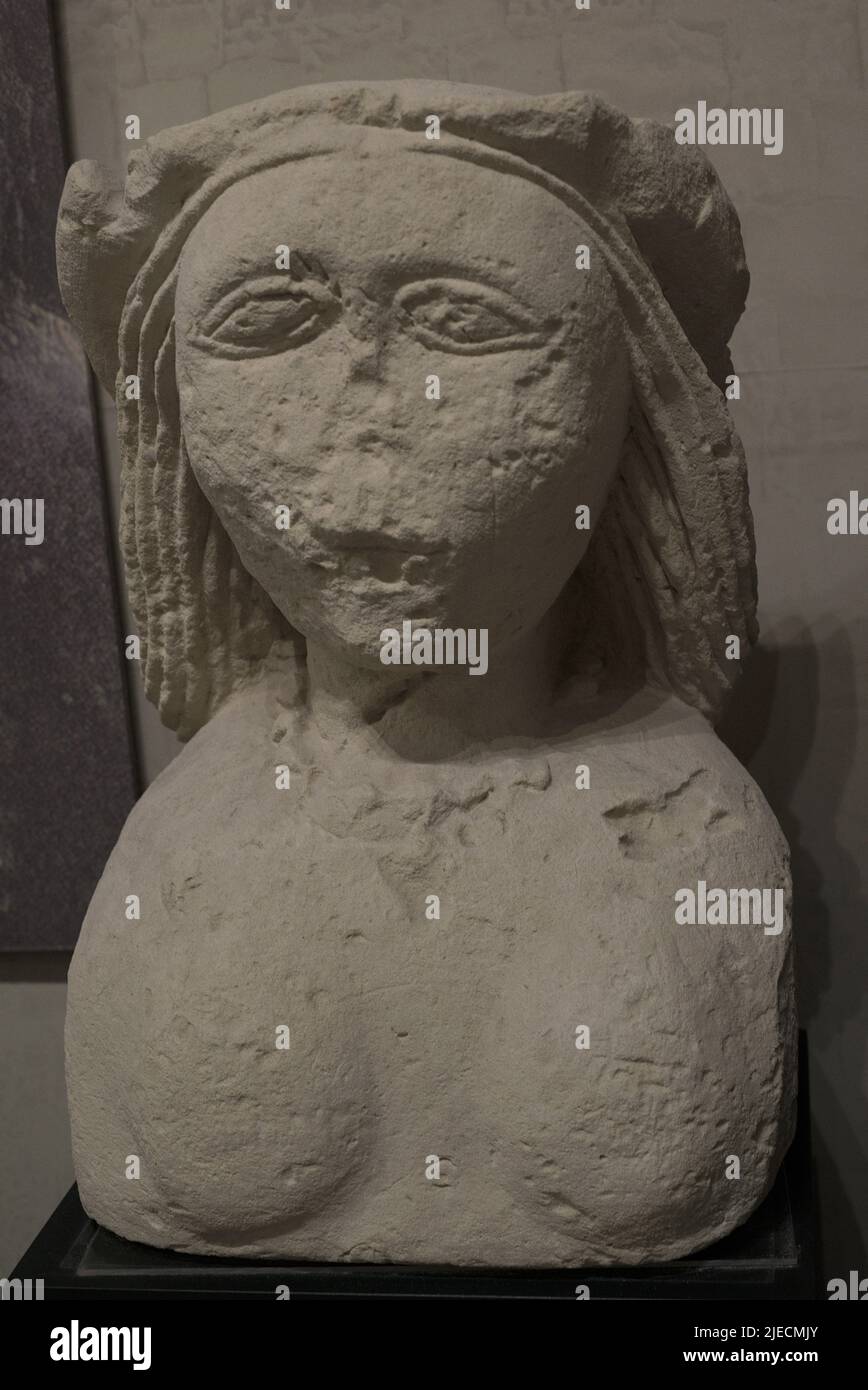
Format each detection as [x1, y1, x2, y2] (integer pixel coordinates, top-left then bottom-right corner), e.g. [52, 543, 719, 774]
[68, 677, 796, 1264]
[58, 81, 796, 1264]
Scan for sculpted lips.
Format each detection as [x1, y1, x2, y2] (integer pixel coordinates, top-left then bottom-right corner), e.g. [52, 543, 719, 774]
[312, 527, 450, 585]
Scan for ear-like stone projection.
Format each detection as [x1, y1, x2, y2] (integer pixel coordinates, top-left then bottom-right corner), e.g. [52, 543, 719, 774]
[56, 80, 795, 1267]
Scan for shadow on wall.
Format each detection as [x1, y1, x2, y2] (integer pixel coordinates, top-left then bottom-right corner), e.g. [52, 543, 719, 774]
[719, 612, 868, 1278]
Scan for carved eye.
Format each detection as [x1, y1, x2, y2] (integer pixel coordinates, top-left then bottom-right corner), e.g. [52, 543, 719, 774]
[394, 278, 549, 354]
[192, 275, 339, 358]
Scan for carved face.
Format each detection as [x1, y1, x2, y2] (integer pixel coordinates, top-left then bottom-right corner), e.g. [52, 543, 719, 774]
[175, 141, 630, 668]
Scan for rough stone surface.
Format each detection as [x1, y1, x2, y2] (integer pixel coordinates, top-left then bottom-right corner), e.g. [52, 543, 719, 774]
[57, 80, 797, 1265]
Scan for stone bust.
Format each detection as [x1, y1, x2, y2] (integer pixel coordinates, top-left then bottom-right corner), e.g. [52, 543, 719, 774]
[57, 80, 796, 1266]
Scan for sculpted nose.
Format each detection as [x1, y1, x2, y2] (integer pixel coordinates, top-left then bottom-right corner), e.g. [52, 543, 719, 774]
[332, 325, 407, 448]
[326, 399, 410, 535]
[320, 285, 414, 529]
[345, 336, 382, 381]
[332, 377, 404, 443]
[327, 444, 405, 535]
[342, 284, 385, 380]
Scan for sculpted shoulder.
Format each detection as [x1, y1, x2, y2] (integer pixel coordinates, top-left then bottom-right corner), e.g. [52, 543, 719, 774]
[549, 687, 789, 885]
[116, 679, 789, 883]
[79, 674, 297, 945]
[122, 673, 290, 843]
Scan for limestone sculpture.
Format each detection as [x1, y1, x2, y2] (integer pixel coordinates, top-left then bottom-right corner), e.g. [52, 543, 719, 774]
[56, 81, 796, 1266]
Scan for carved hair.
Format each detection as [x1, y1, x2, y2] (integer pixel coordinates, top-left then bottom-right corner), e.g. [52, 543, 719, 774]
[57, 82, 757, 738]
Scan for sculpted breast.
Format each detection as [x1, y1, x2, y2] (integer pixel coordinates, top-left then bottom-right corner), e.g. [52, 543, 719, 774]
[474, 725, 795, 1262]
[67, 686, 794, 1262]
[66, 693, 376, 1252]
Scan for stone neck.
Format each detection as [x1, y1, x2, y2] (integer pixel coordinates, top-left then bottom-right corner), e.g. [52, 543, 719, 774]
[302, 614, 565, 760]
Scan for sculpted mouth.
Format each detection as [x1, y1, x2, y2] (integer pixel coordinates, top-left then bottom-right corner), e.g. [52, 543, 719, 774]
[345, 547, 448, 585]
[326, 528, 449, 555]
[309, 527, 450, 584]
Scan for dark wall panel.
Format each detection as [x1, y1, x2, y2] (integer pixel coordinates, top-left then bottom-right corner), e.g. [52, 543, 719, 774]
[0, 0, 139, 949]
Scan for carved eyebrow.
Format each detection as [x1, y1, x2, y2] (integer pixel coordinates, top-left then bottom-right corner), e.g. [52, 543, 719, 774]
[392, 276, 558, 352]
[286, 249, 332, 284]
[193, 250, 338, 316]
[189, 251, 341, 333]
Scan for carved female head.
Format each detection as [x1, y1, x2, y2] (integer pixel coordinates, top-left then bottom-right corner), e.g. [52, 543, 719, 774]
[58, 81, 757, 738]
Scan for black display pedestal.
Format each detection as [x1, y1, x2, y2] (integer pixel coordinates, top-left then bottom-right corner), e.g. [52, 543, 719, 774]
[13, 1035, 816, 1300]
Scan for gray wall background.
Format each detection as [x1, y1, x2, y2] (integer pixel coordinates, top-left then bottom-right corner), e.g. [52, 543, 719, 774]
[0, 0, 140, 956]
[3, 0, 866, 1282]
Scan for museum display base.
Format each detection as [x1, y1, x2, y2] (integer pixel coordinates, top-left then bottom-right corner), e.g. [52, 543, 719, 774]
[13, 1035, 815, 1301]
